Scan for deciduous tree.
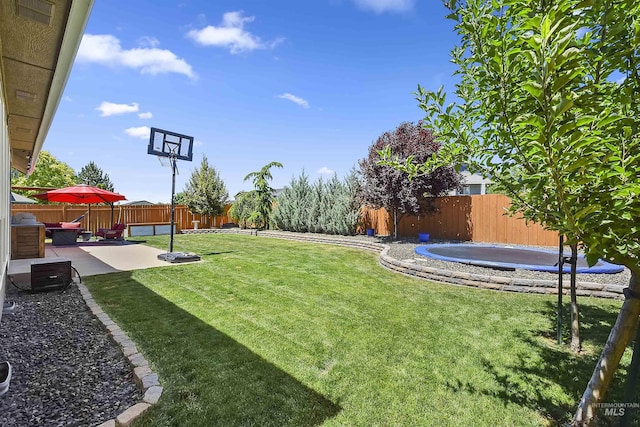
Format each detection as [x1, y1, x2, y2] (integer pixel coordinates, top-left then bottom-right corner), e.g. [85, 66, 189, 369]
[381, 1, 639, 423]
[228, 191, 258, 229]
[11, 151, 76, 193]
[359, 121, 461, 238]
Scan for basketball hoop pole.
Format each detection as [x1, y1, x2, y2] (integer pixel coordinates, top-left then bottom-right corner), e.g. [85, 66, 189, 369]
[169, 154, 177, 253]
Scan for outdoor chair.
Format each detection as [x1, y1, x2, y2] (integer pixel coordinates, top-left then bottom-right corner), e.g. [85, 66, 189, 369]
[96, 223, 126, 241]
[69, 214, 86, 223]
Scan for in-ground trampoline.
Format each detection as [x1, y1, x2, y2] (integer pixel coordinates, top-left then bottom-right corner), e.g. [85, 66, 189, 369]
[415, 243, 624, 274]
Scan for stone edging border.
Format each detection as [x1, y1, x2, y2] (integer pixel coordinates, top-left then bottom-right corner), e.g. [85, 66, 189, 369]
[77, 283, 162, 427]
[192, 229, 626, 300]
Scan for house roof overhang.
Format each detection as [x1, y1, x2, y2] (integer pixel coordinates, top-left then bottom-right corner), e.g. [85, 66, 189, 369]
[0, 0, 93, 174]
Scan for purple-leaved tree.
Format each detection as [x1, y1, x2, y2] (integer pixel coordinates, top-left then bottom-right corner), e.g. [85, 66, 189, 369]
[358, 121, 461, 238]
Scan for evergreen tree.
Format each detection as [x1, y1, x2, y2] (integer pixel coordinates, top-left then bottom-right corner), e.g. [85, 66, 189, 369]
[76, 161, 115, 191]
[272, 173, 310, 232]
[271, 169, 362, 235]
[307, 178, 324, 233]
[242, 161, 283, 230]
[181, 155, 228, 217]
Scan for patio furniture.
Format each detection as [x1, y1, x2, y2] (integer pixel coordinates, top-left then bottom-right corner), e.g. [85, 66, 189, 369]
[96, 223, 126, 241]
[10, 223, 45, 259]
[51, 228, 80, 246]
[43, 221, 84, 239]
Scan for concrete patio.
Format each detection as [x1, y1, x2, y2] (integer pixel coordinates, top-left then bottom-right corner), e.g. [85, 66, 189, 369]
[9, 241, 180, 280]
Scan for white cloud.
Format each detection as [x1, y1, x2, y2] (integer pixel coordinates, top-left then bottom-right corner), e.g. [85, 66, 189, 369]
[97, 101, 139, 117]
[277, 93, 309, 108]
[187, 11, 284, 54]
[77, 34, 196, 79]
[137, 36, 160, 48]
[317, 166, 335, 176]
[194, 140, 204, 147]
[124, 126, 150, 139]
[63, 96, 72, 102]
[138, 112, 153, 119]
[352, 0, 414, 13]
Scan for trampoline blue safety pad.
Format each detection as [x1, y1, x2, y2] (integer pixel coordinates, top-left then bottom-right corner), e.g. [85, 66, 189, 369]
[415, 244, 624, 274]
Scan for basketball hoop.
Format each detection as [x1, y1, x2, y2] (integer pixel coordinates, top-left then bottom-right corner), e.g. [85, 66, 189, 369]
[147, 127, 193, 161]
[148, 127, 199, 263]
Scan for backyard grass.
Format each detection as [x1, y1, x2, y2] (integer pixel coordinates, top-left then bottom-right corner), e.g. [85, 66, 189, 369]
[83, 233, 634, 426]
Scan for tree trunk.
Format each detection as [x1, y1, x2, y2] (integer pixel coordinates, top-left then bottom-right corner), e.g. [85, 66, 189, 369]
[573, 270, 640, 425]
[570, 244, 581, 353]
[393, 209, 398, 239]
[557, 236, 564, 345]
[620, 318, 640, 427]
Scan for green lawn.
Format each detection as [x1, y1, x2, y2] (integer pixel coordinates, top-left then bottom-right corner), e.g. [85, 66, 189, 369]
[84, 234, 633, 426]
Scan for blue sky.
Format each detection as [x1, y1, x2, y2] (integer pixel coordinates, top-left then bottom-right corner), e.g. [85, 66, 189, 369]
[45, 0, 460, 203]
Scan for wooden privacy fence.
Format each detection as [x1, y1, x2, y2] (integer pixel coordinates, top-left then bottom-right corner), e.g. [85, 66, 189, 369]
[11, 204, 231, 235]
[13, 195, 558, 246]
[361, 194, 559, 246]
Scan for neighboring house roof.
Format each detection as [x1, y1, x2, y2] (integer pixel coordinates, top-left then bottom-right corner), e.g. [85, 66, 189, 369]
[460, 170, 492, 185]
[1, 0, 94, 173]
[10, 192, 37, 204]
[122, 200, 156, 206]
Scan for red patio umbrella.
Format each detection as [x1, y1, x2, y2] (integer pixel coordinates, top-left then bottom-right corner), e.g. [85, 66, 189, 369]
[33, 184, 126, 230]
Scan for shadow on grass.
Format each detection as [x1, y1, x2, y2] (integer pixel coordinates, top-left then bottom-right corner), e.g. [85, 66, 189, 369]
[538, 299, 619, 348]
[446, 299, 637, 426]
[86, 272, 340, 427]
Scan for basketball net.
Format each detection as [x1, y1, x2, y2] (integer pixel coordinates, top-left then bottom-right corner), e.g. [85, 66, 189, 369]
[157, 155, 178, 174]
[157, 155, 170, 167]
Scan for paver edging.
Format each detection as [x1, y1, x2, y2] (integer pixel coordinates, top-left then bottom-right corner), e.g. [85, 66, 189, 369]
[77, 283, 162, 427]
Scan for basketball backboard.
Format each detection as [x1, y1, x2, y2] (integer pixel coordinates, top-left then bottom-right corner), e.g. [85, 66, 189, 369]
[148, 127, 194, 161]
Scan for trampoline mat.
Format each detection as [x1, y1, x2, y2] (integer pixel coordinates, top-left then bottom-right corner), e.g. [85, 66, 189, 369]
[415, 244, 623, 273]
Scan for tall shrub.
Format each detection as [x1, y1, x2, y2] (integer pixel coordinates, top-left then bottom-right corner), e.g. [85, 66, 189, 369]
[271, 170, 361, 235]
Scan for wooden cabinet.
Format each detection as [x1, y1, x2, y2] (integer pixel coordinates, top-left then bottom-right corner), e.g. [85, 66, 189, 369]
[11, 224, 45, 260]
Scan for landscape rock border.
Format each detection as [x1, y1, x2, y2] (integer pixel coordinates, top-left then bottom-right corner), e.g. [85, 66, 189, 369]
[77, 283, 163, 427]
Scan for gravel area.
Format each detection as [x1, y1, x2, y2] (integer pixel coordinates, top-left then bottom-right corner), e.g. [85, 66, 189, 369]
[0, 282, 140, 426]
